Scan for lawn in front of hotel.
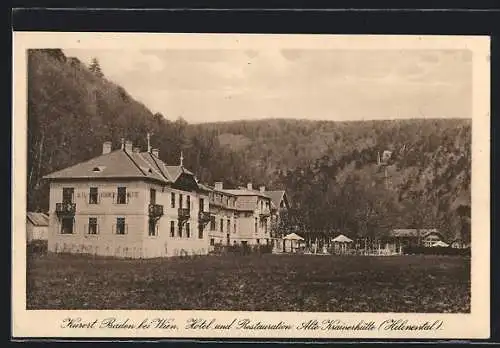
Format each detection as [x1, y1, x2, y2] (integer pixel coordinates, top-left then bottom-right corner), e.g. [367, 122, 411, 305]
[26, 252, 470, 312]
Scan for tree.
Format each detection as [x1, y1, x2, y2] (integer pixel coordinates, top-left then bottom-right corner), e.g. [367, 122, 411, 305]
[89, 57, 104, 78]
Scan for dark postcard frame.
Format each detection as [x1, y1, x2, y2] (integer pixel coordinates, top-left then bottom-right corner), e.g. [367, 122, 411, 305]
[9, 6, 499, 346]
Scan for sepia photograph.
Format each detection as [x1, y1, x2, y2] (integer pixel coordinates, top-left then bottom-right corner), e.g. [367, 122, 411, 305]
[12, 33, 490, 339]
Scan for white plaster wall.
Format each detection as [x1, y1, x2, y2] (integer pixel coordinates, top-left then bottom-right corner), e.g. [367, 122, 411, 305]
[29, 226, 48, 241]
[47, 180, 210, 258]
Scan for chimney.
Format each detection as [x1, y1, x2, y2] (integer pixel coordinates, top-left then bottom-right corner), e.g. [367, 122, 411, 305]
[125, 140, 133, 153]
[133, 146, 141, 153]
[102, 141, 112, 155]
[214, 182, 223, 191]
[152, 148, 159, 158]
[247, 183, 253, 191]
[259, 185, 265, 193]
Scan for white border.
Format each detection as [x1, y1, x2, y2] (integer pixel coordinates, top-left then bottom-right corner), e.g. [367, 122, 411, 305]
[12, 32, 491, 339]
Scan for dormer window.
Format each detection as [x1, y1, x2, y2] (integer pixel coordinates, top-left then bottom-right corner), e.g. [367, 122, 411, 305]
[92, 166, 106, 172]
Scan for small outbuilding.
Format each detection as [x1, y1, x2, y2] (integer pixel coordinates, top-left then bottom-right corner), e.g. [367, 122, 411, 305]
[331, 234, 353, 254]
[283, 233, 305, 253]
[432, 240, 449, 248]
[26, 212, 49, 242]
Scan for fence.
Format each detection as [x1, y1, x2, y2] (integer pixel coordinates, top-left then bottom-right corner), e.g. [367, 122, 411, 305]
[210, 243, 273, 256]
[404, 246, 471, 256]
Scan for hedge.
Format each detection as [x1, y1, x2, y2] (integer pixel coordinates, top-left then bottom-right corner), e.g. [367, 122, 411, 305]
[404, 246, 470, 256]
[27, 240, 48, 254]
[211, 243, 273, 255]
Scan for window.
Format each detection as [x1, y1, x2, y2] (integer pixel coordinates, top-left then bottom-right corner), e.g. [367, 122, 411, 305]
[89, 187, 98, 204]
[148, 219, 157, 236]
[210, 238, 215, 246]
[88, 217, 98, 234]
[210, 216, 216, 231]
[187, 195, 191, 211]
[257, 239, 260, 244]
[186, 222, 190, 238]
[179, 194, 183, 209]
[61, 217, 74, 234]
[220, 218, 224, 233]
[227, 219, 231, 234]
[198, 225, 204, 239]
[171, 193, 176, 208]
[254, 218, 258, 234]
[150, 189, 156, 204]
[62, 187, 74, 203]
[170, 221, 175, 237]
[199, 198, 204, 212]
[116, 217, 126, 235]
[117, 187, 127, 204]
[233, 222, 237, 234]
[178, 222, 182, 238]
[261, 201, 263, 211]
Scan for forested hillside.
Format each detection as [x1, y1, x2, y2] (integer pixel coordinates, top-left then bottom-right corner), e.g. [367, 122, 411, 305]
[27, 49, 471, 243]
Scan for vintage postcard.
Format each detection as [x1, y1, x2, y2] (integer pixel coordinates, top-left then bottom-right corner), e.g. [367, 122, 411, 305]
[12, 32, 490, 339]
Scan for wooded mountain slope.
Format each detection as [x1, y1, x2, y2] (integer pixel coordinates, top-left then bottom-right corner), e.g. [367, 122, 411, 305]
[27, 49, 471, 243]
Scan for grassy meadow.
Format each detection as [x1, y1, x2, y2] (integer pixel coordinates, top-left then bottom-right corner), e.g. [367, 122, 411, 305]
[26, 252, 470, 313]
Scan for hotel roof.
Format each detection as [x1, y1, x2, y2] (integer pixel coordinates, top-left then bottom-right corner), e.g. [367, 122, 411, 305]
[43, 148, 197, 186]
[265, 190, 287, 209]
[222, 188, 270, 199]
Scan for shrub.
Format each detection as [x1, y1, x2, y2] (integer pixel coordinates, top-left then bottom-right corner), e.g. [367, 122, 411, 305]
[27, 240, 48, 254]
[404, 246, 470, 256]
[211, 243, 273, 256]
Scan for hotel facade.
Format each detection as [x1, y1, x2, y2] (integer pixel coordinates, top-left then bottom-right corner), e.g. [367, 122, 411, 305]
[43, 140, 289, 258]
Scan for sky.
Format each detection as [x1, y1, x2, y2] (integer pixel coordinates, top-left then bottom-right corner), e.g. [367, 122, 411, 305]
[63, 48, 472, 124]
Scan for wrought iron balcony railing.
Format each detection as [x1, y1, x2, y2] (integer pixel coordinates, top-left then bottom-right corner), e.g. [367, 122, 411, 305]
[148, 204, 164, 218]
[260, 208, 271, 218]
[56, 203, 76, 217]
[178, 208, 191, 220]
[198, 211, 211, 223]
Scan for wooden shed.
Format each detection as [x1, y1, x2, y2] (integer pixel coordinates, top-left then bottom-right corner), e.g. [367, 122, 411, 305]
[26, 212, 49, 242]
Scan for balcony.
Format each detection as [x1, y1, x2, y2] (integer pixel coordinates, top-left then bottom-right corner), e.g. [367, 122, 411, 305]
[259, 208, 271, 219]
[56, 202, 76, 217]
[148, 204, 164, 218]
[198, 211, 211, 223]
[178, 208, 191, 220]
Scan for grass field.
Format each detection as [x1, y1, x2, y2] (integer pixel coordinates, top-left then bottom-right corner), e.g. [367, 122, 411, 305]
[26, 253, 470, 313]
